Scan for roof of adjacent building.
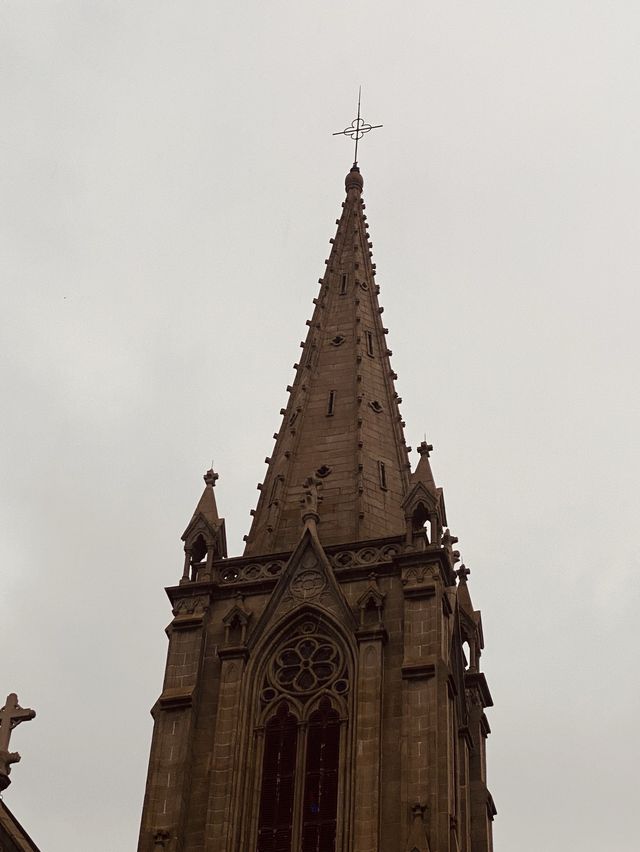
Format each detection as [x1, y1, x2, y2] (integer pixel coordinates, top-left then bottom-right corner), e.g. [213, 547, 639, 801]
[0, 801, 41, 852]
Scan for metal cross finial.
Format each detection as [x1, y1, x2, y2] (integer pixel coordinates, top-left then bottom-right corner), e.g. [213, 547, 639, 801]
[333, 87, 382, 166]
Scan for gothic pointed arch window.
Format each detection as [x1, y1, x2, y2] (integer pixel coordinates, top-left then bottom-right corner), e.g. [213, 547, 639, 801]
[257, 701, 298, 852]
[255, 617, 351, 852]
[301, 698, 341, 851]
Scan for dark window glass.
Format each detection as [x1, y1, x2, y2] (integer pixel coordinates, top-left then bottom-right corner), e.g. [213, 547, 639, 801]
[301, 698, 340, 852]
[257, 702, 298, 852]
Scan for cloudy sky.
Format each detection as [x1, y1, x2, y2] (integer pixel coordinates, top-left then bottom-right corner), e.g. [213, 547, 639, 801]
[1, 2, 639, 850]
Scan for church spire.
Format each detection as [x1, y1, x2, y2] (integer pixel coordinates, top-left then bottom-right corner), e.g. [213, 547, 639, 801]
[244, 167, 412, 555]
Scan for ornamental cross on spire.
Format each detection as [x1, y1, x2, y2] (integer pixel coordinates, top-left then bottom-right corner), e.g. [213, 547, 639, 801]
[333, 87, 382, 166]
[204, 468, 219, 487]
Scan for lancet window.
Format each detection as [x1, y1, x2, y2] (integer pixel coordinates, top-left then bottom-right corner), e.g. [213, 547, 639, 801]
[255, 619, 350, 852]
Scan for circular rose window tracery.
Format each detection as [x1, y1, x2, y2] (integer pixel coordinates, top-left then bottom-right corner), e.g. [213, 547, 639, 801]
[271, 634, 342, 695]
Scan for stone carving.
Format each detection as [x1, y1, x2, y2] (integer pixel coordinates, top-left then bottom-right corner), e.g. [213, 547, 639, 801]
[273, 635, 341, 694]
[219, 560, 285, 584]
[405, 803, 432, 852]
[401, 562, 440, 586]
[0, 693, 36, 791]
[153, 828, 171, 848]
[291, 569, 326, 600]
[262, 621, 347, 705]
[172, 596, 208, 616]
[442, 528, 460, 565]
[300, 475, 322, 517]
[330, 543, 400, 569]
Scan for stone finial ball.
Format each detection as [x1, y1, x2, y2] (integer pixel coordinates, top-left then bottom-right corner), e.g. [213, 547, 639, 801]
[345, 166, 364, 192]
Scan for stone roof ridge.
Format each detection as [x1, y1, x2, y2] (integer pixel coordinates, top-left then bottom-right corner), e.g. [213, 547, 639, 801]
[243, 166, 412, 557]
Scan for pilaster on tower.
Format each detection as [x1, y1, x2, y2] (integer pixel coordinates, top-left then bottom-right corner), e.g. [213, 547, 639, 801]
[244, 165, 412, 555]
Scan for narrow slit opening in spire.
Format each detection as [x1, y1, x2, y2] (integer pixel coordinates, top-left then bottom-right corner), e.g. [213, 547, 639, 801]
[378, 461, 388, 491]
[365, 331, 374, 357]
[327, 390, 336, 417]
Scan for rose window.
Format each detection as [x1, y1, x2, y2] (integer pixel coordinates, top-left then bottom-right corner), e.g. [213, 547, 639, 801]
[273, 636, 341, 694]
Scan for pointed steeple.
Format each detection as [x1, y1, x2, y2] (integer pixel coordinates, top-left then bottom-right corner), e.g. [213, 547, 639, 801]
[410, 441, 437, 493]
[181, 469, 227, 582]
[244, 166, 411, 555]
[189, 468, 221, 530]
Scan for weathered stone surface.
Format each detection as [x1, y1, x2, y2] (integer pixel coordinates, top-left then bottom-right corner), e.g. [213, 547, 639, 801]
[137, 167, 495, 852]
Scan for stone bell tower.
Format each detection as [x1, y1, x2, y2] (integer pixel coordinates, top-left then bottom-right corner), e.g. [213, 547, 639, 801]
[137, 165, 496, 852]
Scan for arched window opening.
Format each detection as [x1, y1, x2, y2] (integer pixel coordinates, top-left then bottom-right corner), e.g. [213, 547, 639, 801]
[411, 503, 431, 543]
[226, 613, 244, 645]
[254, 620, 350, 852]
[257, 701, 298, 852]
[301, 698, 340, 852]
[189, 534, 208, 579]
[190, 534, 207, 564]
[462, 640, 471, 671]
[362, 595, 381, 628]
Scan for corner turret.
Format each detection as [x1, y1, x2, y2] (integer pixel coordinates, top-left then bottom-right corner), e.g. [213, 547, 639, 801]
[180, 468, 227, 583]
[402, 440, 448, 550]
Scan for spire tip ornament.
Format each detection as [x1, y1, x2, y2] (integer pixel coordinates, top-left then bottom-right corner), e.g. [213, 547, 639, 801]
[333, 86, 382, 167]
[204, 468, 219, 487]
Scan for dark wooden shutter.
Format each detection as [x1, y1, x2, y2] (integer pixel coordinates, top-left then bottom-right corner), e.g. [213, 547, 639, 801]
[257, 701, 298, 852]
[301, 698, 340, 852]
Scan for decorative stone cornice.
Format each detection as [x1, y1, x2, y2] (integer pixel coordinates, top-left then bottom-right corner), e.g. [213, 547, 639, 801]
[401, 661, 436, 681]
[157, 685, 195, 711]
[402, 582, 437, 600]
[354, 625, 388, 644]
[218, 645, 250, 662]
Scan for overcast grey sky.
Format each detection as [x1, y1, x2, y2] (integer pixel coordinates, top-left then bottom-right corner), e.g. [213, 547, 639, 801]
[1, 2, 639, 850]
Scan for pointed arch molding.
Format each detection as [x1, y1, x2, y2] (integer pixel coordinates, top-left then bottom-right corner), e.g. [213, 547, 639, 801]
[230, 603, 357, 852]
[247, 525, 359, 650]
[210, 526, 387, 852]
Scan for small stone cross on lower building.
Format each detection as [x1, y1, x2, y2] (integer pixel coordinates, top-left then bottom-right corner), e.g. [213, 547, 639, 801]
[0, 693, 36, 790]
[456, 564, 471, 583]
